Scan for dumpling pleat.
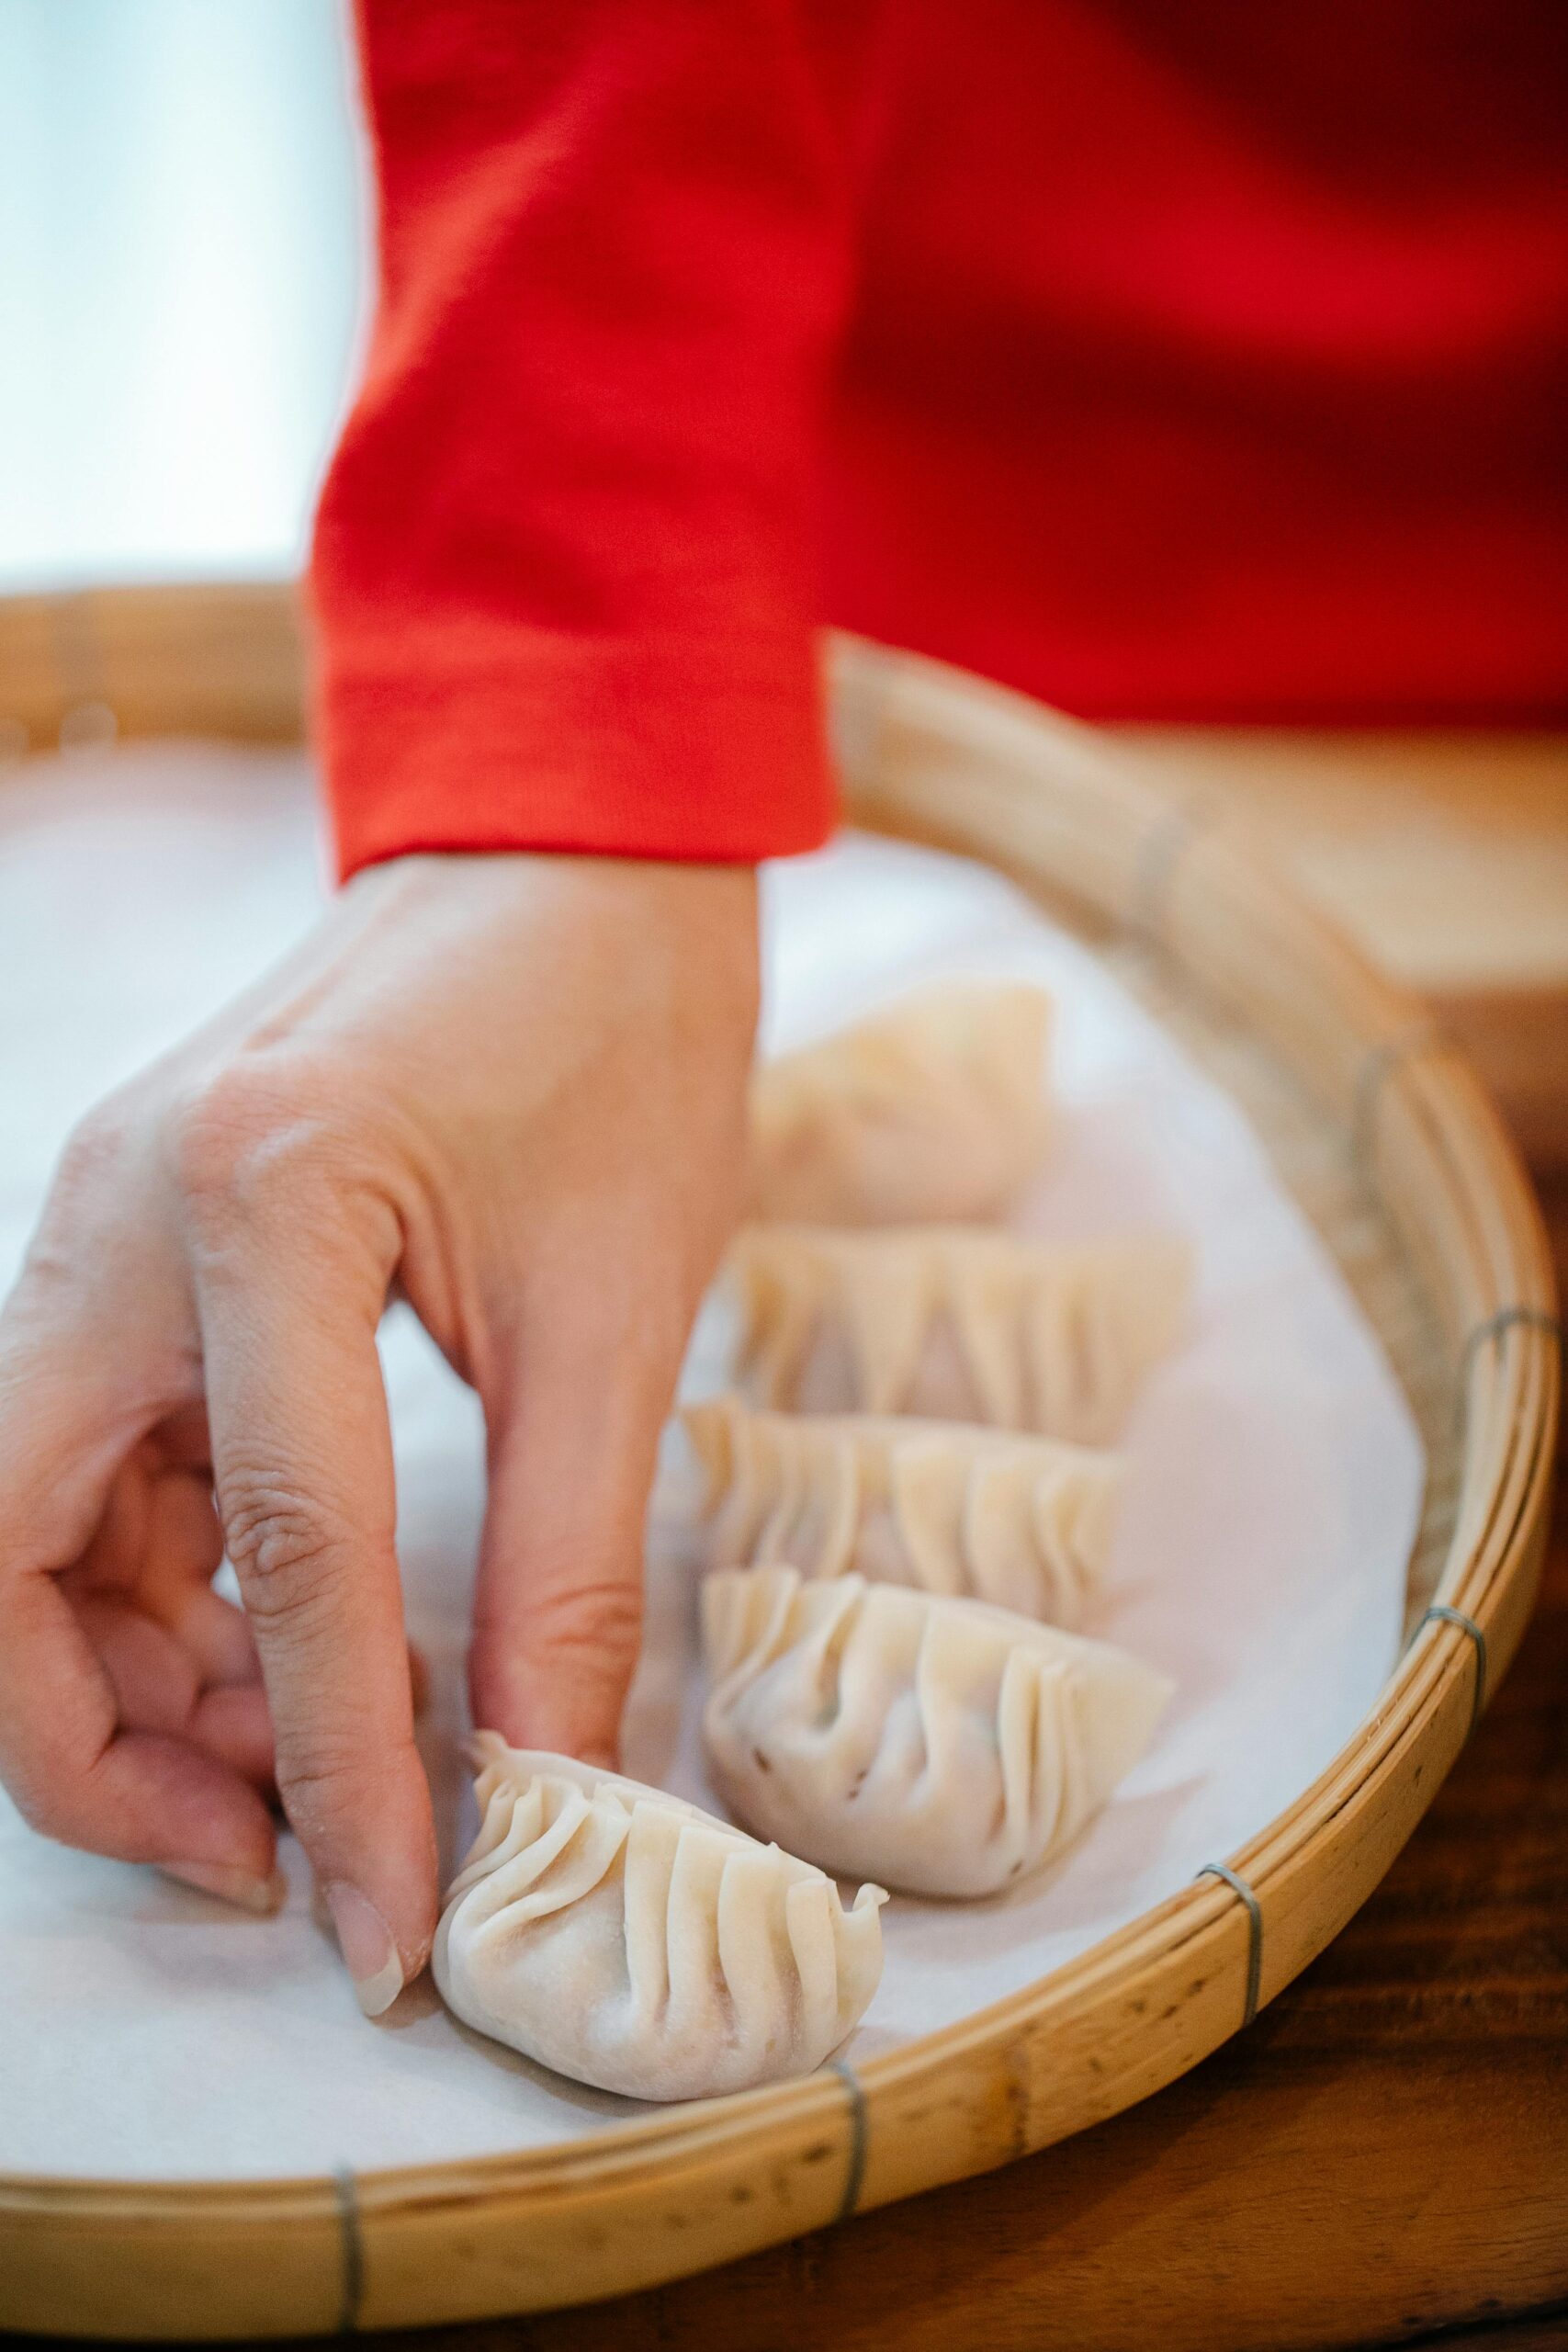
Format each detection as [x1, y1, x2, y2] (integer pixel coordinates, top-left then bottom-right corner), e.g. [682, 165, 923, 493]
[1054, 1665, 1092, 1849]
[1077, 1279, 1120, 1448]
[785, 1427, 860, 1578]
[685, 1401, 1120, 1631]
[472, 1789, 627, 1932]
[725, 1228, 1189, 1445]
[965, 1453, 1052, 1618]
[1039, 1456, 1122, 1617]
[799, 1577, 863, 1735]
[949, 1257, 1026, 1426]
[840, 1250, 930, 1414]
[701, 1568, 1172, 1900]
[447, 1777, 547, 1901]
[662, 1825, 729, 2052]
[837, 1885, 892, 2024]
[783, 1873, 842, 2058]
[1021, 1279, 1067, 1441]
[711, 1409, 768, 1565]
[435, 1747, 886, 2100]
[888, 1437, 969, 1598]
[995, 1645, 1042, 1872]
[716, 1844, 795, 2063]
[621, 1803, 680, 2030]
[733, 1251, 818, 1410]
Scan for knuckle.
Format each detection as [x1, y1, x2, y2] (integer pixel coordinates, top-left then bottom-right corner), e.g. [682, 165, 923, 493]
[274, 1727, 420, 1849]
[492, 1574, 646, 1672]
[271, 1742, 361, 1830]
[170, 1057, 339, 1226]
[56, 1096, 138, 1196]
[220, 1477, 343, 1620]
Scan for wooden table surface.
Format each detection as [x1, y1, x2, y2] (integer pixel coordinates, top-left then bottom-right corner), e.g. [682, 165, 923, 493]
[12, 1199, 1561, 2352]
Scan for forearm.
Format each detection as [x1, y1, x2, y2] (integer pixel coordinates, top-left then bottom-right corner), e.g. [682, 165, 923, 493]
[311, 0, 880, 877]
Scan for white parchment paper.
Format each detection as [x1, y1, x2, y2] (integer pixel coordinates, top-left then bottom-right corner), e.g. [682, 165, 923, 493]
[0, 745, 1423, 2178]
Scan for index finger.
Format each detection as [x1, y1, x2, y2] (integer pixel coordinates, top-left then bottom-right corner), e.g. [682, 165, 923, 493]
[190, 1188, 436, 2016]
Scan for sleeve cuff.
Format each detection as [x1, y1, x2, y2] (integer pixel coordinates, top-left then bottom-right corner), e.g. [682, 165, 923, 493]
[314, 630, 839, 883]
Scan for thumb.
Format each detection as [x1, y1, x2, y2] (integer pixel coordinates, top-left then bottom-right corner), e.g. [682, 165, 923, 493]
[468, 1292, 681, 1766]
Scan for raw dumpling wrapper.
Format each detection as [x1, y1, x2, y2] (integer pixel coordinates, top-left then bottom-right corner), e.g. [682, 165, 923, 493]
[726, 1224, 1190, 1446]
[434, 1739, 886, 2101]
[702, 1567, 1172, 1898]
[749, 981, 1050, 1227]
[682, 1394, 1121, 1627]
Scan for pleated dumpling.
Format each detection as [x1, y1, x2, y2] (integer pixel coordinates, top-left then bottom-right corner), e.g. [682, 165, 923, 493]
[749, 982, 1050, 1227]
[434, 1738, 886, 2100]
[682, 1394, 1121, 1627]
[725, 1224, 1191, 1446]
[701, 1568, 1172, 1899]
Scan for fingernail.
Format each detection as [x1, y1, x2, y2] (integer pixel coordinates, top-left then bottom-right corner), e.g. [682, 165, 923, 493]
[163, 1860, 288, 1916]
[322, 1882, 403, 2018]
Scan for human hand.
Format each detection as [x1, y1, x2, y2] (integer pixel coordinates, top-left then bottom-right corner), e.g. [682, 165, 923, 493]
[0, 853, 758, 2010]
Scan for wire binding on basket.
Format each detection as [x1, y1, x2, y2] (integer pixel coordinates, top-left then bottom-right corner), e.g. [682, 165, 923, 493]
[1350, 1020, 1445, 1181]
[333, 2164, 365, 2334]
[1420, 1602, 1489, 1736]
[1195, 1863, 1263, 2029]
[1454, 1305, 1564, 1438]
[1460, 1304, 1565, 1388]
[829, 2055, 869, 2222]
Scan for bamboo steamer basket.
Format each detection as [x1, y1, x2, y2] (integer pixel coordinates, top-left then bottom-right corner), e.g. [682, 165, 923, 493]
[0, 586, 1557, 2340]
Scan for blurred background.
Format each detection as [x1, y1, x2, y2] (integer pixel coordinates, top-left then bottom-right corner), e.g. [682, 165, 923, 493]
[0, 0, 1562, 1169]
[0, 0, 364, 591]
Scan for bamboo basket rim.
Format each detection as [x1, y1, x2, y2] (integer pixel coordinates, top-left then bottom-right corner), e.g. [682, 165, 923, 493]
[0, 588, 1557, 2339]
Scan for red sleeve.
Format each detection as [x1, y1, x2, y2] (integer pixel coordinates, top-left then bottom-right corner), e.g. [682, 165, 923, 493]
[309, 1, 871, 882]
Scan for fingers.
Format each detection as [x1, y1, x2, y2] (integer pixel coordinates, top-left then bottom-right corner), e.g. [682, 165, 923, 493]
[188, 1683, 277, 1790]
[157, 1581, 264, 1692]
[469, 1273, 685, 1766]
[0, 1564, 279, 1885]
[186, 1124, 436, 2015]
[65, 1448, 266, 1764]
[137, 1465, 261, 1688]
[0, 1332, 279, 1900]
[76, 1594, 276, 1792]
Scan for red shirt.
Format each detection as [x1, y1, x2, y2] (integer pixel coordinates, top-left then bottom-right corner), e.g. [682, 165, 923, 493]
[310, 2, 1568, 881]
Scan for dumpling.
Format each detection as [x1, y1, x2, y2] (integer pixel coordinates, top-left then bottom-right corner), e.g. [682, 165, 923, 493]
[682, 1394, 1121, 1627]
[749, 981, 1050, 1227]
[701, 1567, 1172, 1899]
[433, 1737, 886, 2101]
[725, 1224, 1190, 1446]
